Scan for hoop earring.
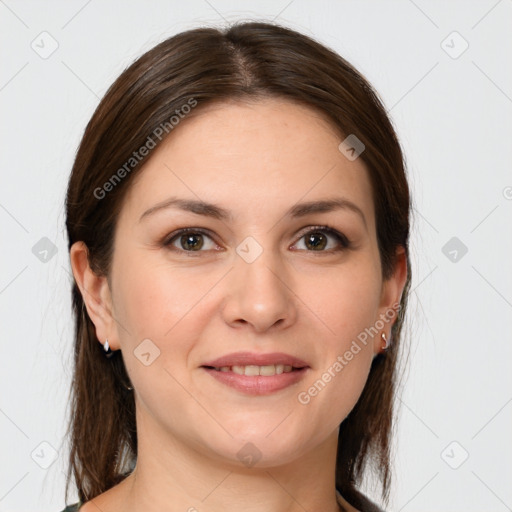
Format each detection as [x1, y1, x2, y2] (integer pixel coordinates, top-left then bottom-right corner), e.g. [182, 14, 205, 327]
[381, 332, 389, 351]
[103, 338, 114, 358]
[104, 339, 133, 391]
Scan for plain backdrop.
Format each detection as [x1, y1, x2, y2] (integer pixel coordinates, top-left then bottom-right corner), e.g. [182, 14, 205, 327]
[0, 1, 511, 511]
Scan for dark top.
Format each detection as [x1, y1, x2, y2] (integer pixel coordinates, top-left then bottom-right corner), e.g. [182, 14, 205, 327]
[61, 505, 81, 512]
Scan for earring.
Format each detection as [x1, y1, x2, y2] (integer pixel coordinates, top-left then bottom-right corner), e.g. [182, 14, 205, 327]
[103, 339, 114, 358]
[381, 332, 389, 351]
[104, 339, 132, 390]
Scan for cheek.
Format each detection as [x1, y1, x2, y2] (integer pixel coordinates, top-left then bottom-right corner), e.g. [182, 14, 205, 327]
[112, 256, 216, 416]
[296, 254, 382, 342]
[111, 254, 229, 399]
[292, 256, 381, 418]
[113, 253, 217, 341]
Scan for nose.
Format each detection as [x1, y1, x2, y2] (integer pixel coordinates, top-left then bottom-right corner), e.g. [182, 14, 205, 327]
[221, 245, 298, 333]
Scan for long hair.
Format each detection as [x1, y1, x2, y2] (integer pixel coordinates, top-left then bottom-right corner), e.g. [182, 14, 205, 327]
[64, 21, 411, 510]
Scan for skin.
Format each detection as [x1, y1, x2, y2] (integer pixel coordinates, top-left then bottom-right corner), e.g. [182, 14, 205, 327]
[71, 98, 407, 512]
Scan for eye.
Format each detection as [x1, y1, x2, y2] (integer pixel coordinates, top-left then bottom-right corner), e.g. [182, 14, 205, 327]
[292, 226, 351, 252]
[162, 226, 350, 255]
[164, 228, 219, 253]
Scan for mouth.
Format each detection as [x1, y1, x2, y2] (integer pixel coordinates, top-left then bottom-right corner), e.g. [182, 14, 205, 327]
[200, 352, 310, 395]
[202, 364, 305, 376]
[201, 351, 309, 370]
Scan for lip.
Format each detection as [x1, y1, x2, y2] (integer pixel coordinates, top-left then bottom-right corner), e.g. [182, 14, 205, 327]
[202, 351, 309, 368]
[201, 351, 310, 396]
[202, 367, 309, 395]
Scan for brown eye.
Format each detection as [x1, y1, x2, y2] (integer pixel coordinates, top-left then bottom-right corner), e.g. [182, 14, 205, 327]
[304, 232, 328, 250]
[179, 233, 204, 251]
[293, 227, 350, 252]
[164, 229, 217, 253]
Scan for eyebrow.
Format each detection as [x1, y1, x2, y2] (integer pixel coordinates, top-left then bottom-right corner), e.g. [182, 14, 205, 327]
[139, 196, 367, 229]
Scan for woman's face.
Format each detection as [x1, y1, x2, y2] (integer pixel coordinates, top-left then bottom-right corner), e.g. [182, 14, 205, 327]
[95, 98, 405, 467]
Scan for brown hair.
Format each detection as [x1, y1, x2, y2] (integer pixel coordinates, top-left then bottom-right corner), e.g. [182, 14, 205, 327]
[64, 21, 411, 511]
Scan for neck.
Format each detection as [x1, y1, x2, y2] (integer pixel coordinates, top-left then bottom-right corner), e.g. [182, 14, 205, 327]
[117, 410, 343, 512]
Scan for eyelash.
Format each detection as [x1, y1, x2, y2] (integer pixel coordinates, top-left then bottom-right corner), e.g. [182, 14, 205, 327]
[162, 225, 351, 256]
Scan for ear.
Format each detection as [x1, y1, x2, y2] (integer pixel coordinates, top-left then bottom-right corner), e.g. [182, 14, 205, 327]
[69, 241, 120, 351]
[373, 246, 408, 355]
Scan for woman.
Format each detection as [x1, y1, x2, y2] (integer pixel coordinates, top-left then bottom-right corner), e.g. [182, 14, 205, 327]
[62, 21, 410, 512]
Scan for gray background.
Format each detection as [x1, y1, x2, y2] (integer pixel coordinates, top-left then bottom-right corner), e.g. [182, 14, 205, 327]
[0, 1, 511, 511]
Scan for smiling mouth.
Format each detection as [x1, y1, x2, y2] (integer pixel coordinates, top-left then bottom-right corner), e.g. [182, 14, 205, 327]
[201, 364, 309, 395]
[202, 364, 304, 376]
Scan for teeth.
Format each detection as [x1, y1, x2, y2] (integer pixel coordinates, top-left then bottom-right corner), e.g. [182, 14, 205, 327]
[244, 365, 260, 376]
[232, 365, 245, 375]
[213, 364, 296, 376]
[261, 364, 279, 376]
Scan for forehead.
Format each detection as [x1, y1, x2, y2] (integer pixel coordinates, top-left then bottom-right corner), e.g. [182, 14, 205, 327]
[121, 98, 375, 228]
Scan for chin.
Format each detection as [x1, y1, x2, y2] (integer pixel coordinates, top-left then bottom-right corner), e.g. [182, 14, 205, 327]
[206, 433, 315, 470]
